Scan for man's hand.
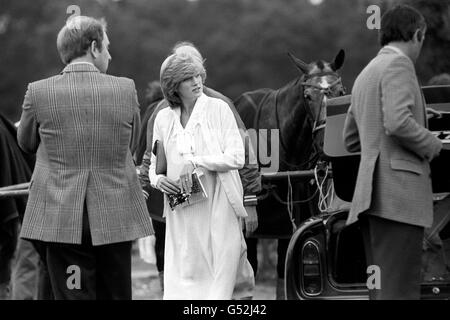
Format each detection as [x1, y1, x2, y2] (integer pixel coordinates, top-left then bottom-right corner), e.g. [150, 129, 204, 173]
[243, 206, 258, 237]
[179, 160, 195, 195]
[157, 177, 180, 195]
[429, 137, 443, 161]
[427, 107, 442, 120]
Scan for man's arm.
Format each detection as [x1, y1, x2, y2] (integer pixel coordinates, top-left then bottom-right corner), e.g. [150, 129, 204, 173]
[187, 100, 245, 171]
[381, 57, 442, 161]
[17, 85, 40, 154]
[129, 80, 141, 155]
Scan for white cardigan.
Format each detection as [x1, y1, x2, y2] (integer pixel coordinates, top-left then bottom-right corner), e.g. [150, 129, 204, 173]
[149, 93, 247, 218]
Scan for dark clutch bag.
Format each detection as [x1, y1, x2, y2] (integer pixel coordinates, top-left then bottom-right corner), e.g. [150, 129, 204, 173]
[152, 140, 167, 175]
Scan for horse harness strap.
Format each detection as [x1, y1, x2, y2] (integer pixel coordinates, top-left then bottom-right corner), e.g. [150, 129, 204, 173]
[250, 89, 287, 151]
[263, 88, 313, 171]
[301, 75, 343, 132]
[247, 86, 321, 171]
[301, 77, 343, 96]
[273, 89, 317, 170]
[273, 89, 288, 152]
[245, 91, 277, 167]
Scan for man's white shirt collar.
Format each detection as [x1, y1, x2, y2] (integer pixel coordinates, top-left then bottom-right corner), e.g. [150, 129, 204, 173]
[69, 61, 96, 67]
[383, 45, 412, 63]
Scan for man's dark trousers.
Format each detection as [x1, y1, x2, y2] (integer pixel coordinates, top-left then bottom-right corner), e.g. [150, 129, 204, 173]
[43, 204, 132, 300]
[360, 214, 424, 300]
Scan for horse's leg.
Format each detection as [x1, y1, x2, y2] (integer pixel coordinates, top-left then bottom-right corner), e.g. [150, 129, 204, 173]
[30, 241, 54, 300]
[152, 218, 166, 293]
[244, 237, 258, 276]
[10, 237, 40, 299]
[0, 218, 19, 299]
[276, 238, 290, 300]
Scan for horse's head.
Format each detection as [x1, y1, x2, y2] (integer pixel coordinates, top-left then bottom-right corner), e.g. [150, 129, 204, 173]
[288, 49, 346, 133]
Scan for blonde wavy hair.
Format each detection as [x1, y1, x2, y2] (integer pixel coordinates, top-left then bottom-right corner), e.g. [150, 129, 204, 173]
[160, 53, 206, 108]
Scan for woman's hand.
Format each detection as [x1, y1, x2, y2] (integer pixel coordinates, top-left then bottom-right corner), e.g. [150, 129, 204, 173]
[157, 177, 180, 195]
[179, 160, 195, 195]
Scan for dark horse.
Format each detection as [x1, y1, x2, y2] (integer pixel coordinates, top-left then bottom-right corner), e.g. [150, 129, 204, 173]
[234, 50, 346, 296]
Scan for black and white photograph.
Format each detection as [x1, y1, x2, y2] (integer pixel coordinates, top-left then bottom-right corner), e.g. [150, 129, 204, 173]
[1, 0, 450, 310]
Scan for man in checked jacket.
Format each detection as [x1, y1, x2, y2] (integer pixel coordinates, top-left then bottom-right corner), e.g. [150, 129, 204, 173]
[17, 16, 154, 300]
[343, 5, 442, 299]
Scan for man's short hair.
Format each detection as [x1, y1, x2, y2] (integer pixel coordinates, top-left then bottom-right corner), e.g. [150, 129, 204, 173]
[160, 53, 206, 108]
[379, 5, 426, 47]
[57, 16, 107, 64]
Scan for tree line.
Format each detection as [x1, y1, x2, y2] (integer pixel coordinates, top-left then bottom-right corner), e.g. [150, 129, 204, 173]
[0, 0, 448, 121]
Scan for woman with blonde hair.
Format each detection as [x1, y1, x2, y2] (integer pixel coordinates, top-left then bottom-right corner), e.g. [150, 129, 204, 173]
[149, 53, 253, 299]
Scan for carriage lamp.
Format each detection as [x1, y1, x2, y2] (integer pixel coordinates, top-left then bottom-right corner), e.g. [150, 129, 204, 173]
[301, 240, 323, 296]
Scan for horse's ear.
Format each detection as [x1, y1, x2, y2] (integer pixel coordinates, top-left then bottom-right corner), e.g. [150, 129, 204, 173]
[330, 49, 345, 71]
[287, 52, 309, 74]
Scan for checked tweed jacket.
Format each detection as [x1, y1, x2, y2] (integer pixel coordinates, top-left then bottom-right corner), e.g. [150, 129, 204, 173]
[18, 63, 154, 245]
[343, 47, 442, 228]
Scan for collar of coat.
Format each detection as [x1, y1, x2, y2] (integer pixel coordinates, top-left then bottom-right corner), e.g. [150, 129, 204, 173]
[61, 62, 100, 74]
[170, 93, 210, 156]
[379, 45, 413, 64]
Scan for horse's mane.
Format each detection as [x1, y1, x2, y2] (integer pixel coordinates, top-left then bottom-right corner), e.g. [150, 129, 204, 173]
[278, 76, 304, 104]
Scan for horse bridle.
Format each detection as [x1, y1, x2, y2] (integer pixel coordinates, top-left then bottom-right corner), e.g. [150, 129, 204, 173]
[301, 71, 346, 134]
[276, 71, 345, 170]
